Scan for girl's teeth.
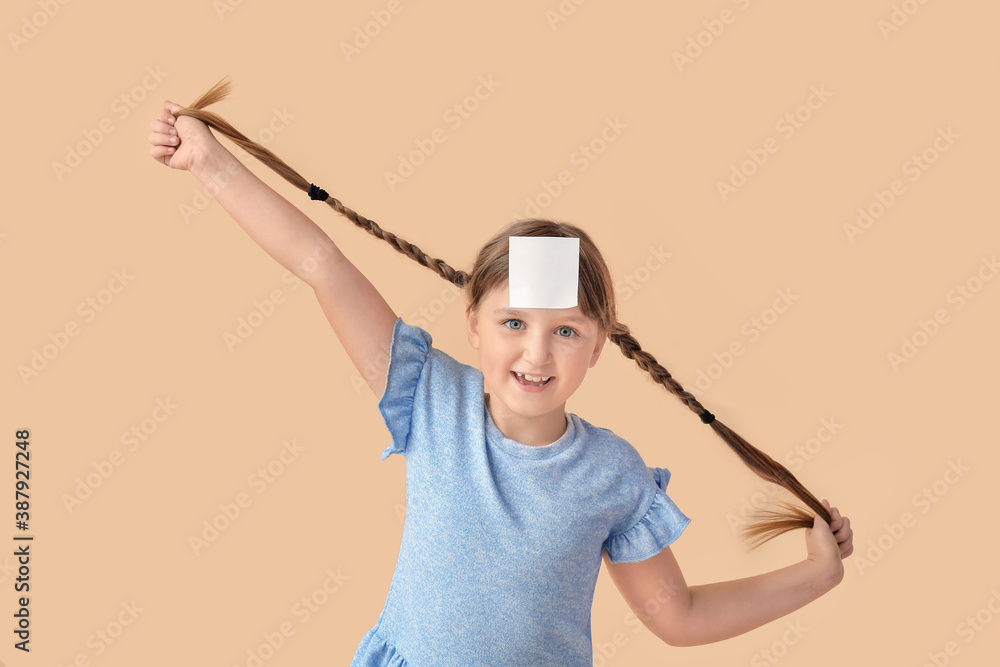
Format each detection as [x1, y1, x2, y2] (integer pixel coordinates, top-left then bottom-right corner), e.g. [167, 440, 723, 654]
[515, 372, 551, 386]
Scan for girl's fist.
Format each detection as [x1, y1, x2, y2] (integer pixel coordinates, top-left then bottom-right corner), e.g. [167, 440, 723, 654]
[148, 100, 221, 173]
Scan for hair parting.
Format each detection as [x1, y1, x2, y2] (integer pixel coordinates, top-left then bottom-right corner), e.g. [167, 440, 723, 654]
[174, 77, 833, 547]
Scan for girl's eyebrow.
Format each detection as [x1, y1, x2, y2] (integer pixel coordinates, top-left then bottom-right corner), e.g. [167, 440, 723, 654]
[493, 307, 588, 324]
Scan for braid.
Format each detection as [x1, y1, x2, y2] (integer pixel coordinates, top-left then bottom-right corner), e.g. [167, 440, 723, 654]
[173, 77, 470, 289]
[608, 321, 831, 546]
[608, 322, 706, 417]
[174, 77, 832, 548]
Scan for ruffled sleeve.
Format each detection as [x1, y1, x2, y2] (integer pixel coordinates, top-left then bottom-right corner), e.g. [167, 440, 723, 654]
[602, 466, 691, 564]
[375, 317, 433, 461]
[350, 625, 409, 666]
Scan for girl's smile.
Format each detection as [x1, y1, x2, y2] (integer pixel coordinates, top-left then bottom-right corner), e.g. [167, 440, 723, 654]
[511, 370, 553, 390]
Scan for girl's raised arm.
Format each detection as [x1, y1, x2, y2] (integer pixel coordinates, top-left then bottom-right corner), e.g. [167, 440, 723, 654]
[149, 101, 397, 399]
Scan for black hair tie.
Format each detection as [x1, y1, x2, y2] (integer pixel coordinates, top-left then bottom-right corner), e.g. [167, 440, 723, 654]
[308, 183, 329, 201]
[700, 411, 716, 425]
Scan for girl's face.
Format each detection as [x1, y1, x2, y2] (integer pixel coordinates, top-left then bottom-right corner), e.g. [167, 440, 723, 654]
[466, 282, 607, 423]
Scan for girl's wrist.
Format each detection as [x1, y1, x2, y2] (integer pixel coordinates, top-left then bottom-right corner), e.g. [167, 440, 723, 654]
[804, 554, 844, 594]
[190, 141, 233, 183]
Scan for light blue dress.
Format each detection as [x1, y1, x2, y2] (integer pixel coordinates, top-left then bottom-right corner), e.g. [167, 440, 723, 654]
[350, 317, 691, 666]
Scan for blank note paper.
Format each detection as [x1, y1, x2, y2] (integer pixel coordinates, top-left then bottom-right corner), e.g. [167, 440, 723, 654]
[508, 236, 580, 309]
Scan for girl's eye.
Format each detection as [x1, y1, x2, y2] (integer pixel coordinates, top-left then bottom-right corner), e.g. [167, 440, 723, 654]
[501, 320, 578, 338]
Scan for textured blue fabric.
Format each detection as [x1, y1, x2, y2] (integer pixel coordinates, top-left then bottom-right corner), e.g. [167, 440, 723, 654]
[350, 317, 691, 666]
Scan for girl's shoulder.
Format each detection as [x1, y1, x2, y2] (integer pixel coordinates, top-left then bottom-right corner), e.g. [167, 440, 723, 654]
[390, 317, 484, 385]
[571, 414, 655, 473]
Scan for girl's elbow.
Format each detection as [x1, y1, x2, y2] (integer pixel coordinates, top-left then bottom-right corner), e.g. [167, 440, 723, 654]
[650, 620, 700, 648]
[655, 629, 698, 648]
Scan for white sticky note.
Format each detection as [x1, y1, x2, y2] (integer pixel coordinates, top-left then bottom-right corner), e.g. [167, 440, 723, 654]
[508, 236, 580, 308]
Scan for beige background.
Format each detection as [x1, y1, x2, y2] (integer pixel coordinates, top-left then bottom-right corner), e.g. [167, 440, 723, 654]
[3, 0, 999, 665]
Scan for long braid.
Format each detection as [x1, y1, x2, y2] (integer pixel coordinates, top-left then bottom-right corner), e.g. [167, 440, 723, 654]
[173, 77, 832, 547]
[173, 77, 470, 289]
[608, 321, 830, 546]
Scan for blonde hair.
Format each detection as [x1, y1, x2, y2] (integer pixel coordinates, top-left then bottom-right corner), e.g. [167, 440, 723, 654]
[173, 77, 833, 547]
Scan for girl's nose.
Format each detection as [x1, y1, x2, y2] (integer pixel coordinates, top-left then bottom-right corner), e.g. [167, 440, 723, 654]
[522, 333, 552, 367]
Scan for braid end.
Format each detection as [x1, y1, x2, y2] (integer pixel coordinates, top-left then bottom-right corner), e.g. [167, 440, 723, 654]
[185, 76, 233, 112]
[739, 500, 819, 550]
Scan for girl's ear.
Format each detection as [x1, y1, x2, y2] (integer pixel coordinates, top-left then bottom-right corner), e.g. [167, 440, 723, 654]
[467, 309, 481, 350]
[588, 330, 608, 368]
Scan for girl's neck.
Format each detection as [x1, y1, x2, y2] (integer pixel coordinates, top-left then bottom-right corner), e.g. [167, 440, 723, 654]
[485, 393, 568, 447]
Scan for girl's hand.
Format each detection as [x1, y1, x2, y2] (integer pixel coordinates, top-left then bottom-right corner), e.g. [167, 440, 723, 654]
[823, 499, 854, 559]
[804, 500, 853, 588]
[148, 100, 222, 173]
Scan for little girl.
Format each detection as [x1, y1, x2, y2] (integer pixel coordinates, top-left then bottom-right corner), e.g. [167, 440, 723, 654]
[149, 86, 853, 666]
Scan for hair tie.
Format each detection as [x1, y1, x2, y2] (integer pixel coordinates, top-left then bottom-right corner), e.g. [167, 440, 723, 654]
[700, 411, 716, 425]
[309, 183, 329, 201]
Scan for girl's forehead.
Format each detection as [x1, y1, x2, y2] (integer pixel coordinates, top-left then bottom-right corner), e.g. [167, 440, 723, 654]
[483, 284, 591, 325]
